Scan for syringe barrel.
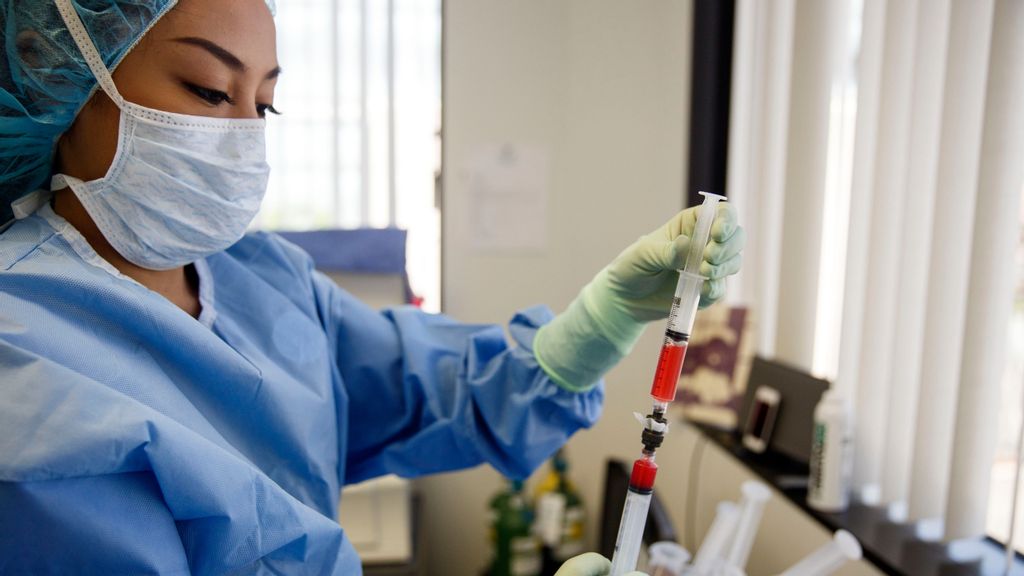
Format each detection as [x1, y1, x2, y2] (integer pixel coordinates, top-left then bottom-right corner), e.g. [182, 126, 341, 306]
[666, 271, 703, 337]
[650, 272, 703, 404]
[650, 192, 725, 405]
[778, 530, 862, 576]
[692, 501, 740, 571]
[725, 481, 772, 570]
[609, 489, 653, 575]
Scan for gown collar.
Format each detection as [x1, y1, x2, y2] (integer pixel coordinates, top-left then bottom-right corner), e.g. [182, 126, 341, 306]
[29, 192, 218, 329]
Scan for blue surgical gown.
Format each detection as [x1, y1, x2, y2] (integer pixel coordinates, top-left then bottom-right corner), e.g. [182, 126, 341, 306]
[0, 205, 604, 574]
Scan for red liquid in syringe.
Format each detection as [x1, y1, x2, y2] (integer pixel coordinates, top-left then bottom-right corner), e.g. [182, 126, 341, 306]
[629, 454, 658, 493]
[649, 333, 689, 403]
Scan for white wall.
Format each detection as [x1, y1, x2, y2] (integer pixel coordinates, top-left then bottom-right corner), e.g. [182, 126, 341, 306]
[423, 2, 882, 575]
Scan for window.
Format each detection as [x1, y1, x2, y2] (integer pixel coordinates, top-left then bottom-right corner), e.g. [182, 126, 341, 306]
[254, 0, 443, 312]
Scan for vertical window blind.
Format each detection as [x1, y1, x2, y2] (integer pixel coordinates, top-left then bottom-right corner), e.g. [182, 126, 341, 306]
[727, 0, 1024, 547]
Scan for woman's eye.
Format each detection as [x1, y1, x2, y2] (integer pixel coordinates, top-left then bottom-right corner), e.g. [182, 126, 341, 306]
[257, 104, 281, 118]
[185, 83, 233, 106]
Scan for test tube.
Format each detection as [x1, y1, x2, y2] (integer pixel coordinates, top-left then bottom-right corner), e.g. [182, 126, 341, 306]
[724, 481, 772, 570]
[692, 501, 740, 572]
[647, 541, 691, 576]
[778, 530, 862, 576]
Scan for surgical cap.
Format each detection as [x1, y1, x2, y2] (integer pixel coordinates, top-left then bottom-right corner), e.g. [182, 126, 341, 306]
[0, 0, 277, 224]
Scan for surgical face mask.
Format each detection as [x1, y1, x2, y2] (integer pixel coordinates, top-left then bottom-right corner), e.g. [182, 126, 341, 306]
[51, 0, 271, 270]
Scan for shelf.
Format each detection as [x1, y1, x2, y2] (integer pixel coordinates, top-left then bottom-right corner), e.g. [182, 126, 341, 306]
[692, 423, 1022, 576]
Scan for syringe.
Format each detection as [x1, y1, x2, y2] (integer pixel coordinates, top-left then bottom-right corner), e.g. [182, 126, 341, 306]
[610, 192, 728, 576]
[778, 530, 862, 576]
[608, 452, 658, 575]
[649, 191, 726, 409]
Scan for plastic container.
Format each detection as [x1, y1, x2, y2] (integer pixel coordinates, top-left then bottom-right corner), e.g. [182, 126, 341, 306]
[808, 390, 853, 512]
[646, 541, 691, 576]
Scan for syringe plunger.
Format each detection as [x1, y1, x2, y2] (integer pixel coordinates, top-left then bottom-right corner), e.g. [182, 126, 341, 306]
[692, 501, 740, 572]
[666, 190, 727, 340]
[683, 191, 727, 275]
[725, 481, 772, 570]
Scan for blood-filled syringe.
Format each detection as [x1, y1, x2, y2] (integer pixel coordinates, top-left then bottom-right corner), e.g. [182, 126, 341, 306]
[648, 191, 726, 406]
[609, 192, 727, 576]
[608, 453, 658, 575]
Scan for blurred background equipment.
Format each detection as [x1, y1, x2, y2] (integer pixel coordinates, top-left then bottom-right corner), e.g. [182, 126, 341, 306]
[533, 449, 587, 574]
[488, 479, 541, 576]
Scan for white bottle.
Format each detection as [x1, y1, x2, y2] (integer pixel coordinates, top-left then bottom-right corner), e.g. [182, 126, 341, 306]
[807, 389, 853, 512]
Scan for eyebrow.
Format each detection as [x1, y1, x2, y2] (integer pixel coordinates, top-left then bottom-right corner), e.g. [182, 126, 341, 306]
[172, 36, 282, 80]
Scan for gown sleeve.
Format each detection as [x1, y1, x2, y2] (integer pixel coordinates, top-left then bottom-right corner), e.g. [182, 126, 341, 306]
[310, 273, 605, 485]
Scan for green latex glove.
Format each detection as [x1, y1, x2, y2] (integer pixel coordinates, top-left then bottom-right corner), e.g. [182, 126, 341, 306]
[552, 552, 648, 576]
[534, 203, 744, 392]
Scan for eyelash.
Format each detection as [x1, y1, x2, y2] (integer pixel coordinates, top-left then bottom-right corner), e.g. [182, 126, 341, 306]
[258, 104, 281, 117]
[184, 82, 281, 118]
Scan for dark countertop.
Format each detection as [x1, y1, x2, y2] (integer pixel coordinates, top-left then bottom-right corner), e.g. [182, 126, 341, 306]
[693, 423, 1022, 576]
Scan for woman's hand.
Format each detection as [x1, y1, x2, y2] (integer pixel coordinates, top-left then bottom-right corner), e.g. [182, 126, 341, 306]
[601, 202, 743, 320]
[553, 552, 648, 576]
[534, 203, 745, 392]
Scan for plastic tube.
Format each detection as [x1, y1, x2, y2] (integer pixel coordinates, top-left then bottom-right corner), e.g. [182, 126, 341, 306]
[778, 530, 862, 576]
[692, 501, 740, 572]
[725, 481, 772, 569]
[647, 541, 691, 576]
[610, 489, 653, 575]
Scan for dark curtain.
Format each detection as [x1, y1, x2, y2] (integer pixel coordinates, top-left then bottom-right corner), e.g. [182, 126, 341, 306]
[686, 0, 735, 207]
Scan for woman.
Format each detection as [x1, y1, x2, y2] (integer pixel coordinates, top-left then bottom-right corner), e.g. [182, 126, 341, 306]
[0, 0, 744, 573]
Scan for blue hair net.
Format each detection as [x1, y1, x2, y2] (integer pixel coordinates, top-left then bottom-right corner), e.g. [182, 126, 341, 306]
[0, 0, 276, 225]
[0, 1, 178, 224]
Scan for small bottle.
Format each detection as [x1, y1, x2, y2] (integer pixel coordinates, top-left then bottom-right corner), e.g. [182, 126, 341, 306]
[808, 390, 853, 512]
[534, 450, 586, 574]
[489, 479, 541, 576]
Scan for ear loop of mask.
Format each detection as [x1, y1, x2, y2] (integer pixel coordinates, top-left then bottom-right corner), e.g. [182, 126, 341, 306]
[53, 0, 126, 109]
[51, 0, 127, 194]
